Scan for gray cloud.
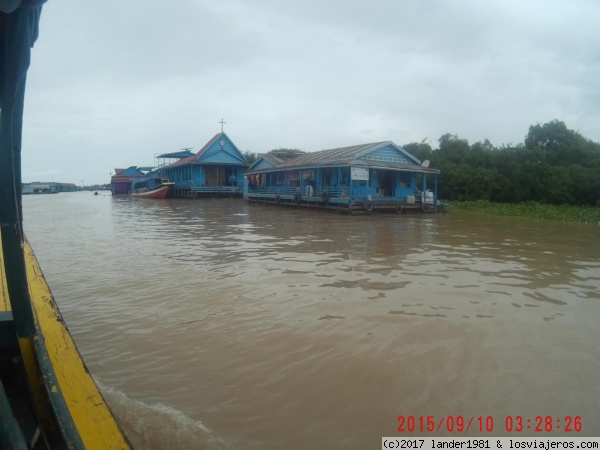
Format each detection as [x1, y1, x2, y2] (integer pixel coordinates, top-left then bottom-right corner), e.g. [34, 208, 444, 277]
[22, 0, 600, 184]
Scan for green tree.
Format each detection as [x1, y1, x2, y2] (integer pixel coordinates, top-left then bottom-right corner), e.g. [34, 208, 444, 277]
[524, 120, 591, 165]
[431, 121, 600, 206]
[243, 150, 257, 164]
[437, 133, 470, 164]
[268, 148, 305, 160]
[469, 139, 494, 167]
[437, 164, 498, 201]
[402, 140, 433, 162]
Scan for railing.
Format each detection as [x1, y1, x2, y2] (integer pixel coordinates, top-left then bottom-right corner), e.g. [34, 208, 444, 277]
[246, 185, 437, 205]
[173, 180, 196, 189]
[193, 186, 241, 193]
[172, 180, 242, 194]
[246, 186, 351, 199]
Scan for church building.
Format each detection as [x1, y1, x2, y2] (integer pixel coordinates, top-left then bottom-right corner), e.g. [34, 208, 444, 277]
[157, 131, 249, 198]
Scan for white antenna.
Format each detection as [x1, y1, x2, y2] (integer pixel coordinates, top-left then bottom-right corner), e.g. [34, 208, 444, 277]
[421, 160, 430, 168]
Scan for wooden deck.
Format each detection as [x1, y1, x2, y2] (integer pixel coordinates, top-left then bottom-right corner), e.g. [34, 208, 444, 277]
[170, 183, 243, 198]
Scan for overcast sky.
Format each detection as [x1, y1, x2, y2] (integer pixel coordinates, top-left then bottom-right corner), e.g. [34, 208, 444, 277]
[22, 0, 600, 185]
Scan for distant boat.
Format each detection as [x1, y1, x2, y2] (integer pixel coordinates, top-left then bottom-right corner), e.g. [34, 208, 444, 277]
[130, 177, 174, 199]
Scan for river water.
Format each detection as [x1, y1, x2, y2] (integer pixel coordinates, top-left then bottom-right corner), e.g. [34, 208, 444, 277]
[22, 192, 600, 449]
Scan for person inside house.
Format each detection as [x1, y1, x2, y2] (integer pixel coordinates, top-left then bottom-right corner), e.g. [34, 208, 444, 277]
[306, 183, 314, 197]
[414, 187, 421, 201]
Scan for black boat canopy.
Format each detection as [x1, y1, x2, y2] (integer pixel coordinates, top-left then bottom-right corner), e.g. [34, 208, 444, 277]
[0, 0, 47, 340]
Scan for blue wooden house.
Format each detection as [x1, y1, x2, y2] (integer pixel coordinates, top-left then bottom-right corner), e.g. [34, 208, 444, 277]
[244, 141, 441, 213]
[110, 166, 147, 195]
[155, 132, 249, 198]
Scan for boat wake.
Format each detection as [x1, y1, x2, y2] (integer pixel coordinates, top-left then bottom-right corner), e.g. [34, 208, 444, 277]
[95, 379, 233, 450]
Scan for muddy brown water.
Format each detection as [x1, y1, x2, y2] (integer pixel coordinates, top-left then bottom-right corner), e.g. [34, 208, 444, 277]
[23, 192, 600, 449]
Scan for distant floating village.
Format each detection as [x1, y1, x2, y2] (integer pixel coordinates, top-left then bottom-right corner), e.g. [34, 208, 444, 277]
[112, 129, 445, 214]
[23, 182, 79, 194]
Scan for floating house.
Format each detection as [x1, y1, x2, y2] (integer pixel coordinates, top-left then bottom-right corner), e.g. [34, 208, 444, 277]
[244, 141, 441, 213]
[156, 132, 249, 198]
[22, 182, 62, 194]
[56, 182, 78, 192]
[110, 166, 147, 195]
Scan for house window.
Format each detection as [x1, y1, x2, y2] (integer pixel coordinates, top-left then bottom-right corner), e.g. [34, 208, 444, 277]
[303, 169, 315, 181]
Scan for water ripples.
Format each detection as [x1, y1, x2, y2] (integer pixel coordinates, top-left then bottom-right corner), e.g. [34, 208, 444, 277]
[23, 193, 600, 448]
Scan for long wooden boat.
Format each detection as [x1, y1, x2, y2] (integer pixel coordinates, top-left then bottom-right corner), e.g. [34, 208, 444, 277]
[131, 184, 170, 199]
[0, 3, 131, 448]
[130, 178, 174, 199]
[0, 233, 132, 449]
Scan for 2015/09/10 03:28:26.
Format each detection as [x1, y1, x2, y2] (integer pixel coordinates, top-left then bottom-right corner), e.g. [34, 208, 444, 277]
[397, 416, 584, 434]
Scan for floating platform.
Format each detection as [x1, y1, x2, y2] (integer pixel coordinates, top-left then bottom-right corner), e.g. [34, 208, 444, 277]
[243, 140, 443, 215]
[170, 185, 243, 199]
[245, 188, 443, 214]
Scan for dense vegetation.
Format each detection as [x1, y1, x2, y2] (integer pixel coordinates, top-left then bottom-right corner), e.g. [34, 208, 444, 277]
[403, 120, 600, 208]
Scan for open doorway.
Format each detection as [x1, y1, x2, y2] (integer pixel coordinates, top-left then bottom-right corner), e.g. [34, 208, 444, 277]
[378, 171, 395, 197]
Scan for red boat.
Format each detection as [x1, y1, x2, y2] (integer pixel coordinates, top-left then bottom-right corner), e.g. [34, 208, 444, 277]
[130, 177, 174, 198]
[131, 185, 170, 198]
